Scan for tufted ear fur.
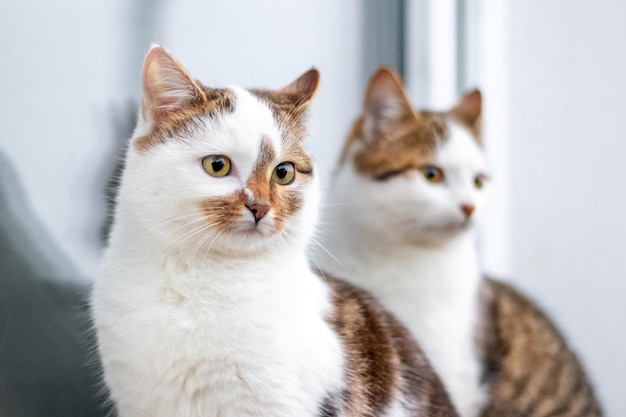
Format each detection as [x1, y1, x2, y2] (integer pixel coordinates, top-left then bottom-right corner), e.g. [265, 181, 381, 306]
[450, 89, 482, 139]
[247, 69, 321, 143]
[362, 67, 416, 144]
[141, 45, 205, 122]
[277, 68, 320, 108]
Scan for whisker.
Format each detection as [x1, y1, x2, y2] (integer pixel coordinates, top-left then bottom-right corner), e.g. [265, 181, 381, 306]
[186, 225, 217, 264]
[205, 228, 227, 256]
[147, 217, 208, 249]
[307, 235, 343, 268]
[276, 235, 289, 252]
[309, 253, 328, 281]
[146, 213, 204, 234]
[149, 221, 215, 262]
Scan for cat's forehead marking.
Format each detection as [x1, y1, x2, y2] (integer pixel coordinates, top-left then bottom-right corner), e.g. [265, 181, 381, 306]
[134, 88, 236, 153]
[254, 136, 277, 173]
[437, 122, 485, 170]
[250, 89, 310, 144]
[220, 88, 283, 177]
[422, 112, 451, 144]
[246, 137, 277, 204]
[227, 88, 282, 144]
[428, 110, 481, 146]
[227, 88, 314, 178]
[343, 106, 485, 181]
[345, 114, 437, 178]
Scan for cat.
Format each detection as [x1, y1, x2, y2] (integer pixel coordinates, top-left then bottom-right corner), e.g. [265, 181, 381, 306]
[90, 46, 458, 417]
[314, 67, 602, 417]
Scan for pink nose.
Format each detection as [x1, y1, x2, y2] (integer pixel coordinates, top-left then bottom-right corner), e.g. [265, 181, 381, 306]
[246, 202, 270, 223]
[461, 204, 475, 218]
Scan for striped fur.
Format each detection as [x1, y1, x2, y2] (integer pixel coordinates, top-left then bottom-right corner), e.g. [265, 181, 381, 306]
[324, 275, 458, 417]
[479, 279, 602, 417]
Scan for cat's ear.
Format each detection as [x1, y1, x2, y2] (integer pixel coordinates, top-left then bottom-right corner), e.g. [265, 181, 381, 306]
[451, 89, 482, 130]
[362, 67, 415, 143]
[141, 46, 205, 122]
[278, 68, 321, 107]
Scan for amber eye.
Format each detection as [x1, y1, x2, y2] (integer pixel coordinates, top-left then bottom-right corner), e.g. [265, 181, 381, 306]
[422, 166, 444, 184]
[202, 155, 231, 177]
[474, 174, 486, 189]
[272, 162, 295, 185]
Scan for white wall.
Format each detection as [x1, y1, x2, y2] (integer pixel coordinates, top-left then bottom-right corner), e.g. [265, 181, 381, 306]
[508, 1, 624, 414]
[409, 1, 622, 413]
[0, 1, 362, 281]
[0, 1, 127, 280]
[463, 0, 623, 413]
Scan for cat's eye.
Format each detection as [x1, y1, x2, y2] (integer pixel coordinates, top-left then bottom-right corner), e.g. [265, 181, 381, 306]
[422, 166, 444, 184]
[272, 162, 295, 185]
[474, 174, 487, 189]
[202, 155, 231, 177]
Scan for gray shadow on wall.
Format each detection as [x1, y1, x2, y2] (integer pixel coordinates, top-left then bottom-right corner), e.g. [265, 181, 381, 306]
[0, 150, 108, 417]
[98, 101, 137, 245]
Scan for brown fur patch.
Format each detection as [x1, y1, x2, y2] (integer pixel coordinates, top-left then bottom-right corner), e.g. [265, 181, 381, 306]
[255, 137, 311, 233]
[341, 106, 486, 179]
[340, 69, 483, 179]
[250, 68, 319, 147]
[322, 273, 458, 417]
[199, 190, 249, 234]
[450, 90, 482, 141]
[198, 135, 312, 236]
[135, 87, 236, 153]
[246, 137, 276, 207]
[267, 172, 311, 234]
[282, 139, 314, 174]
[271, 139, 313, 231]
[478, 279, 602, 417]
[198, 182, 305, 237]
[255, 136, 276, 172]
[340, 112, 441, 180]
[251, 89, 311, 145]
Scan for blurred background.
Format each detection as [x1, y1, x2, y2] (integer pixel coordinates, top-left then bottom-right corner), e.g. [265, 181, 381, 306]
[0, 0, 624, 415]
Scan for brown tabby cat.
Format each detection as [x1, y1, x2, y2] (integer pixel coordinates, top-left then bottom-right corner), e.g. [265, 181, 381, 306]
[315, 67, 602, 417]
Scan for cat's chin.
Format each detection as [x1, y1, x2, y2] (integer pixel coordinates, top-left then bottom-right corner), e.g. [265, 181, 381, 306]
[203, 227, 287, 258]
[232, 221, 279, 239]
[407, 219, 476, 246]
[439, 218, 475, 234]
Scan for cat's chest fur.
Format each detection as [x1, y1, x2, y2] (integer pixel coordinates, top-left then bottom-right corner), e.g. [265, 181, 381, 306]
[321, 233, 486, 417]
[93, 246, 345, 417]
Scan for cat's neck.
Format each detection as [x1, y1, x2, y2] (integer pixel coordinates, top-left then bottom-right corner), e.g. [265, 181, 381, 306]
[318, 214, 484, 344]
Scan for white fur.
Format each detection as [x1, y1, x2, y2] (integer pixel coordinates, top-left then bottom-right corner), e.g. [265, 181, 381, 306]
[316, 122, 490, 417]
[92, 88, 346, 417]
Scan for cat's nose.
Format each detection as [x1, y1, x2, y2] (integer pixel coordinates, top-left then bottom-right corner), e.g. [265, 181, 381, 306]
[460, 204, 475, 218]
[246, 202, 270, 223]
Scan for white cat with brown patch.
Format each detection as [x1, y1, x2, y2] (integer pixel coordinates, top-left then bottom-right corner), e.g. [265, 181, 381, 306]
[91, 47, 458, 417]
[315, 69, 602, 417]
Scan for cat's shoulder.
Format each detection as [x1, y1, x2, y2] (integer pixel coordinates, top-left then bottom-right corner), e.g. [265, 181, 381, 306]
[478, 277, 602, 416]
[481, 277, 577, 338]
[321, 272, 416, 338]
[317, 271, 458, 417]
[479, 277, 573, 355]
